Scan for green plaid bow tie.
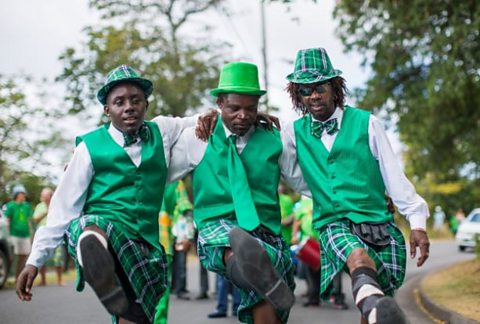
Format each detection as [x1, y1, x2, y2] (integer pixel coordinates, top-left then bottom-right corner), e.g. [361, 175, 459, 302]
[311, 118, 338, 138]
[123, 123, 150, 147]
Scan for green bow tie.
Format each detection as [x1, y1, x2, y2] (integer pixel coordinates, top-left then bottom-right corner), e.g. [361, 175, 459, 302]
[227, 134, 261, 231]
[123, 123, 150, 147]
[311, 118, 338, 138]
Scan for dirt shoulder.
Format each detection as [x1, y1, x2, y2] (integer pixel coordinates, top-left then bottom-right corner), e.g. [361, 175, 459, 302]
[422, 258, 480, 322]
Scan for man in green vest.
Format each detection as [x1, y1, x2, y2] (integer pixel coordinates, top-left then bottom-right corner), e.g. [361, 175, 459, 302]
[155, 179, 194, 324]
[168, 62, 296, 324]
[283, 48, 431, 324]
[15, 65, 213, 323]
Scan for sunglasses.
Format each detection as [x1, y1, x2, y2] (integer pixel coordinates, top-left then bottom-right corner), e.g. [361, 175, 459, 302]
[297, 83, 330, 97]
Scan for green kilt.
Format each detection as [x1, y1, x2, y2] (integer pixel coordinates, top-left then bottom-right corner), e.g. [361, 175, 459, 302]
[197, 216, 295, 324]
[64, 215, 168, 322]
[317, 218, 406, 299]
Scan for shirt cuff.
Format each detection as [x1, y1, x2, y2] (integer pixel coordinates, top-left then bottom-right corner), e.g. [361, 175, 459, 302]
[408, 214, 427, 230]
[26, 252, 43, 269]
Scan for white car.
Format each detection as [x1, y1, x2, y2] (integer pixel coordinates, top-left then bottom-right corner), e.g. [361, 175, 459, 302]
[456, 208, 480, 252]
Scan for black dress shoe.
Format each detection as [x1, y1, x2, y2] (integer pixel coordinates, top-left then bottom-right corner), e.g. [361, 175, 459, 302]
[303, 301, 320, 307]
[208, 311, 227, 318]
[195, 293, 209, 300]
[80, 234, 129, 316]
[177, 293, 190, 300]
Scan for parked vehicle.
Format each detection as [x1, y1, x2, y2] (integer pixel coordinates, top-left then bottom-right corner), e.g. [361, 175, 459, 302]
[0, 209, 13, 288]
[455, 208, 480, 252]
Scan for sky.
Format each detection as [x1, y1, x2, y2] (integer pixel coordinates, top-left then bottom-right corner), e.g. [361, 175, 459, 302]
[0, 0, 368, 119]
[0, 0, 403, 178]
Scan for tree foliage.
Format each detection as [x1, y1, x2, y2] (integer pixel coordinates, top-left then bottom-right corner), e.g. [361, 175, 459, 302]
[0, 75, 65, 201]
[57, 0, 230, 120]
[334, 1, 480, 213]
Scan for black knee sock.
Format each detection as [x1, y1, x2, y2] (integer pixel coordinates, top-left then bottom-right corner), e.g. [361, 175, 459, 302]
[225, 256, 252, 291]
[351, 267, 384, 321]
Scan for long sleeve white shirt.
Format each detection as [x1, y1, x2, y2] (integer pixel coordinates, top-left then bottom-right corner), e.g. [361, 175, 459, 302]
[281, 107, 430, 230]
[27, 115, 197, 268]
[167, 121, 310, 196]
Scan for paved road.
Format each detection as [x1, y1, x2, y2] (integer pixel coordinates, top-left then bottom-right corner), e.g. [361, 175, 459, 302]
[0, 240, 474, 324]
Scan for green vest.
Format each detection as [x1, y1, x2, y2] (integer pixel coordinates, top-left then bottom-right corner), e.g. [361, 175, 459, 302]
[192, 119, 282, 234]
[76, 121, 167, 250]
[294, 106, 392, 230]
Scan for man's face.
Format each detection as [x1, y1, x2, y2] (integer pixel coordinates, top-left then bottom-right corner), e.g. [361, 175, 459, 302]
[298, 81, 335, 121]
[40, 190, 52, 205]
[15, 192, 26, 203]
[218, 93, 259, 136]
[104, 82, 148, 135]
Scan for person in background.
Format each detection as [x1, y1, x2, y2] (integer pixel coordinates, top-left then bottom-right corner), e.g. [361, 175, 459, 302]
[278, 183, 295, 245]
[433, 205, 446, 232]
[208, 274, 241, 319]
[291, 196, 320, 307]
[4, 184, 34, 281]
[155, 179, 194, 324]
[171, 181, 195, 301]
[33, 187, 65, 286]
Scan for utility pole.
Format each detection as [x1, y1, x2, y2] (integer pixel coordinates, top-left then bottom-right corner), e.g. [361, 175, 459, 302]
[260, 0, 269, 111]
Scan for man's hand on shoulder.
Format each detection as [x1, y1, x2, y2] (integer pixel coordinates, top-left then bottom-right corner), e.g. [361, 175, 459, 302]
[16, 265, 38, 301]
[256, 112, 281, 131]
[195, 109, 219, 141]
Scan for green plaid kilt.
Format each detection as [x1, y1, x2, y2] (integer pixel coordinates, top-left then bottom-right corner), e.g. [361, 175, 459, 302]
[317, 218, 406, 299]
[197, 216, 295, 324]
[64, 215, 168, 322]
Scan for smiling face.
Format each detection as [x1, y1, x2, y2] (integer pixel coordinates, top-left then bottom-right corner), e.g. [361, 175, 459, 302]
[298, 81, 336, 121]
[217, 93, 260, 136]
[104, 82, 148, 135]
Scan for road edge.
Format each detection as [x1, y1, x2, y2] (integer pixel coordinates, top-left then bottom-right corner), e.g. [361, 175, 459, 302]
[417, 272, 479, 324]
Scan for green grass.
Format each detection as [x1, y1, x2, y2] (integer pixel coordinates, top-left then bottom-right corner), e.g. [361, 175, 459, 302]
[422, 259, 480, 321]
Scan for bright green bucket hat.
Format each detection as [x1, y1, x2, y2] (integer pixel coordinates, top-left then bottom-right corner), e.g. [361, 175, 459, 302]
[97, 65, 153, 105]
[210, 62, 266, 97]
[286, 48, 342, 84]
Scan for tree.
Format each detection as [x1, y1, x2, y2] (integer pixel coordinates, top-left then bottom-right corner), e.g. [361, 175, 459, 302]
[0, 75, 66, 201]
[57, 0, 230, 120]
[333, 1, 480, 213]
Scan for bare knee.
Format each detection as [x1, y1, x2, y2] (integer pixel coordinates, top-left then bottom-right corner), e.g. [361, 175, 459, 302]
[252, 301, 282, 324]
[346, 248, 376, 273]
[223, 247, 234, 265]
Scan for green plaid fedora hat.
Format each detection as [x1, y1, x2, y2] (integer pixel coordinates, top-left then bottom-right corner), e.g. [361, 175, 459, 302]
[286, 48, 342, 84]
[210, 62, 266, 97]
[97, 65, 153, 105]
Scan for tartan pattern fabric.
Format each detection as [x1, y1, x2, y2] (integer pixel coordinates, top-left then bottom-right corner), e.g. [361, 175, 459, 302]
[286, 48, 342, 84]
[65, 215, 168, 322]
[97, 65, 153, 105]
[123, 123, 151, 147]
[197, 216, 295, 324]
[311, 118, 338, 137]
[317, 218, 406, 299]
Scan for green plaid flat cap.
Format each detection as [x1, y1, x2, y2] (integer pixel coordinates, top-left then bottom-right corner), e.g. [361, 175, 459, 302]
[286, 48, 342, 84]
[97, 65, 153, 105]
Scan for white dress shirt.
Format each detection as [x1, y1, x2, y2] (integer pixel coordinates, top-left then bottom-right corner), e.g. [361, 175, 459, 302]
[27, 115, 197, 268]
[167, 121, 310, 195]
[281, 107, 430, 230]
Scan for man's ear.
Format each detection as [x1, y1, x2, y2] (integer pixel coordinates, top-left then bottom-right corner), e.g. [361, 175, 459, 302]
[103, 106, 110, 116]
[216, 96, 224, 109]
